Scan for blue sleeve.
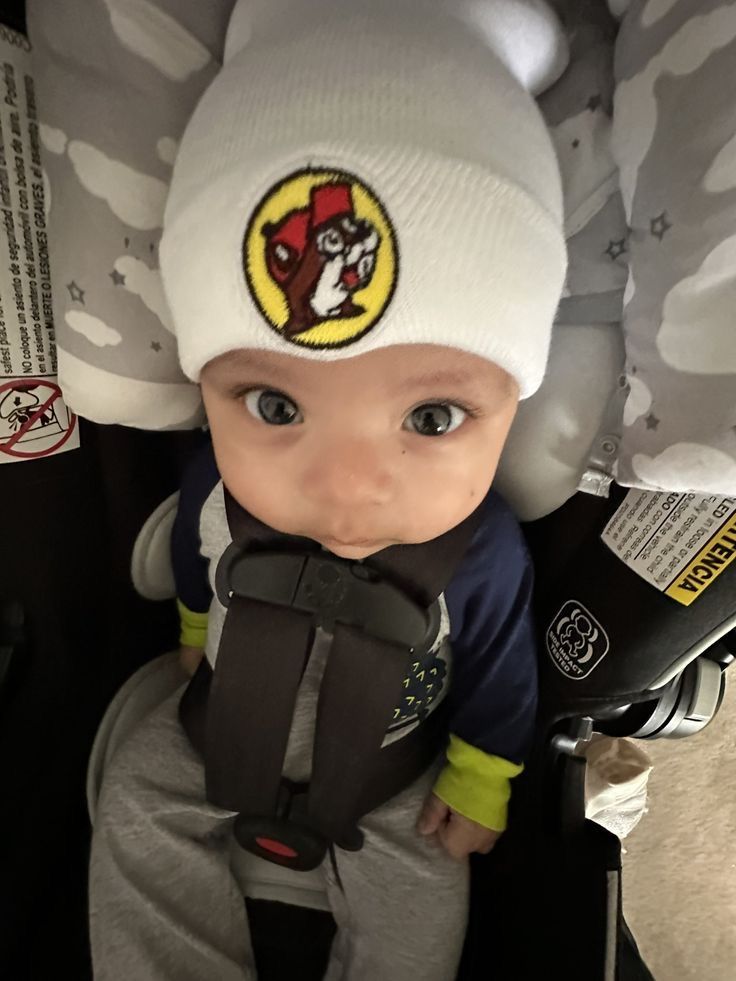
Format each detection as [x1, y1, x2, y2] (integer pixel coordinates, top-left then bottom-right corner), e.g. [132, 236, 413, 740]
[170, 437, 219, 614]
[444, 491, 538, 765]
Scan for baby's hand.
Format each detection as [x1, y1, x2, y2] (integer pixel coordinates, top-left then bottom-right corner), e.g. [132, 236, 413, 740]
[417, 794, 502, 860]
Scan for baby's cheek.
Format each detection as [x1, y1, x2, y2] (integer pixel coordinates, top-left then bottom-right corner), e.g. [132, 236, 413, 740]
[467, 423, 510, 488]
[221, 452, 283, 519]
[432, 436, 498, 495]
[426, 442, 498, 524]
[209, 429, 262, 504]
[403, 463, 484, 540]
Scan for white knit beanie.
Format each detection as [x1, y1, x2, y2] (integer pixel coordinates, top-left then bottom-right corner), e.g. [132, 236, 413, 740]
[160, 0, 567, 398]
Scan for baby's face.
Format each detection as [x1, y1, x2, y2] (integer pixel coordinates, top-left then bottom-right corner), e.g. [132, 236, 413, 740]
[201, 344, 518, 559]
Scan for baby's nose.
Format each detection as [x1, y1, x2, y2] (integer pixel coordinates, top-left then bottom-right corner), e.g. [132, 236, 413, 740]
[302, 438, 393, 510]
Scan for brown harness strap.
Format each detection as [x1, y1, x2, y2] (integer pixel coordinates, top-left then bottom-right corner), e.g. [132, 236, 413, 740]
[180, 489, 485, 866]
[205, 596, 314, 814]
[307, 621, 415, 843]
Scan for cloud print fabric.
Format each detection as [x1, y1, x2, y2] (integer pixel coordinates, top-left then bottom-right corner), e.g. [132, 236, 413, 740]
[28, 0, 736, 495]
[613, 0, 736, 494]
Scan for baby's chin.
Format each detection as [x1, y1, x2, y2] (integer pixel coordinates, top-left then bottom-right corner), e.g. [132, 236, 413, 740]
[319, 538, 394, 560]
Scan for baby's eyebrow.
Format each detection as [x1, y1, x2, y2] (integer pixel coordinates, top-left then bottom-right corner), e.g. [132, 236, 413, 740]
[404, 370, 480, 390]
[404, 368, 517, 403]
[211, 351, 294, 385]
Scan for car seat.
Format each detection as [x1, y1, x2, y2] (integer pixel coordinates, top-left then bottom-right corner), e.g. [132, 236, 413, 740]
[3, 0, 735, 978]
[84, 484, 734, 980]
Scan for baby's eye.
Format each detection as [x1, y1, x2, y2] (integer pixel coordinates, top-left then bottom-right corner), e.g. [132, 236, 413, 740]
[404, 403, 467, 437]
[244, 389, 302, 426]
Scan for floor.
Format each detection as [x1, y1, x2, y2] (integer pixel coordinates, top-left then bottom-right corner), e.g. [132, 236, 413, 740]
[623, 682, 736, 980]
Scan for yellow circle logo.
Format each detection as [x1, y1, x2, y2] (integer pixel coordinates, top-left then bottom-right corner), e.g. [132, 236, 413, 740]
[243, 168, 398, 349]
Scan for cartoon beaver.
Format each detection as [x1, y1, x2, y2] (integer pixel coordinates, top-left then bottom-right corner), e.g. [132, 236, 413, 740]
[262, 182, 380, 338]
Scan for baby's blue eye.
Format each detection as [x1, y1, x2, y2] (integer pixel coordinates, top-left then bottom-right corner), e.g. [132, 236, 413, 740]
[404, 403, 466, 437]
[245, 389, 302, 426]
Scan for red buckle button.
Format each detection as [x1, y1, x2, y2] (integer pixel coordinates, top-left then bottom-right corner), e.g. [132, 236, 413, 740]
[255, 836, 299, 859]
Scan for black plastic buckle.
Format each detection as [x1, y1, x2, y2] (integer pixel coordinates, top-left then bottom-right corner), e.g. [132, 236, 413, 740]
[233, 782, 364, 871]
[216, 546, 438, 651]
[234, 813, 329, 871]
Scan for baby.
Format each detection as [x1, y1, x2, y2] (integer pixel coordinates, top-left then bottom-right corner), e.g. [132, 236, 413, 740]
[89, 2, 566, 979]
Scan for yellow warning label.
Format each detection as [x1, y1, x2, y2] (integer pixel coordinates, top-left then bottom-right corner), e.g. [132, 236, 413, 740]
[665, 516, 736, 606]
[602, 491, 736, 606]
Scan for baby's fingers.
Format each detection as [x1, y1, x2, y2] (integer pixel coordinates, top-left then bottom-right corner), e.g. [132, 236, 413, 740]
[438, 816, 502, 860]
[437, 818, 476, 860]
[417, 793, 450, 836]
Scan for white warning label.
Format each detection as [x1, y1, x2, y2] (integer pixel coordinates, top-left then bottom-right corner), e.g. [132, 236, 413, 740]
[0, 24, 79, 463]
[601, 490, 736, 607]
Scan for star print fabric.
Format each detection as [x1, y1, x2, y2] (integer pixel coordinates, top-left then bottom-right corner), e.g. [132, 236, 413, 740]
[533, 0, 736, 496]
[538, 1, 628, 329]
[28, 0, 736, 494]
[26, 1, 231, 429]
[611, 0, 736, 494]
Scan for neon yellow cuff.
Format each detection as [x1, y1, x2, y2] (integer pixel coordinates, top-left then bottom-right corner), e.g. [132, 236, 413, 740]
[177, 599, 209, 649]
[433, 734, 524, 832]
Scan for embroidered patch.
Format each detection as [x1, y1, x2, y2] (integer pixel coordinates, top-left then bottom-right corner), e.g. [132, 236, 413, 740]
[546, 600, 610, 681]
[243, 168, 398, 349]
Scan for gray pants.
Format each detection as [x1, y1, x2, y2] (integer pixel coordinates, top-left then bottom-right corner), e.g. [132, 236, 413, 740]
[89, 689, 469, 980]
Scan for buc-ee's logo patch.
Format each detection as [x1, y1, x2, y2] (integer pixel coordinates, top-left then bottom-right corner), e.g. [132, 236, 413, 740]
[243, 168, 398, 350]
[546, 600, 610, 680]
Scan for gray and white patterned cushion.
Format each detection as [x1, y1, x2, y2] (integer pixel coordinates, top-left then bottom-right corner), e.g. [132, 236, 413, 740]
[28, 0, 736, 498]
[612, 0, 736, 493]
[27, 0, 236, 429]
